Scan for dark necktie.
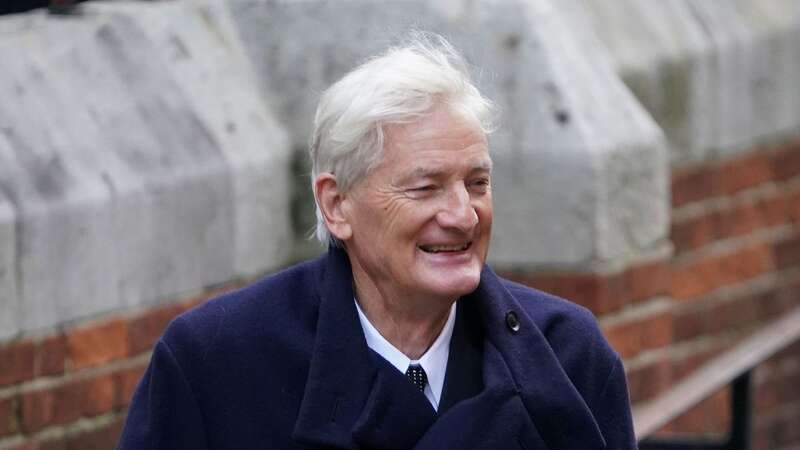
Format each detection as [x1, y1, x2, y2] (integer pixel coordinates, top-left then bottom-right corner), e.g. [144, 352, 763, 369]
[405, 364, 428, 392]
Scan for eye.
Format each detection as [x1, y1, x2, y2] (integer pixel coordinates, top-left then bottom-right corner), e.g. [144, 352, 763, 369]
[470, 178, 491, 193]
[405, 184, 438, 198]
[412, 185, 436, 192]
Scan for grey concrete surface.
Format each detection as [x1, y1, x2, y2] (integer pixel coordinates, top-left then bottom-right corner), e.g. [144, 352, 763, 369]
[572, 0, 800, 167]
[228, 0, 669, 267]
[0, 196, 16, 340]
[0, 1, 290, 336]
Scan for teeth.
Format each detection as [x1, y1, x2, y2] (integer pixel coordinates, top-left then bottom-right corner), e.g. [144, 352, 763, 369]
[420, 243, 470, 253]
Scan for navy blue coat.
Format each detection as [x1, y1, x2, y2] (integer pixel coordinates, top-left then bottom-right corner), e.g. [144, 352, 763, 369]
[117, 247, 637, 449]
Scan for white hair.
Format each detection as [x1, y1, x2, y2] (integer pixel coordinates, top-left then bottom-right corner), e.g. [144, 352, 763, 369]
[309, 32, 497, 246]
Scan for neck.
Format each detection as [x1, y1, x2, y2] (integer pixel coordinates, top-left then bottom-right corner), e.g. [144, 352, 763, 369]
[352, 271, 454, 360]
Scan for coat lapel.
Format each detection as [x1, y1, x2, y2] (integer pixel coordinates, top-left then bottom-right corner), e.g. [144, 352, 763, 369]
[437, 300, 484, 415]
[415, 338, 549, 449]
[351, 355, 437, 450]
[292, 247, 437, 449]
[462, 266, 607, 450]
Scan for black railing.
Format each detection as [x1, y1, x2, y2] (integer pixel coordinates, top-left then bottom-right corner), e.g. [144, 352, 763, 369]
[634, 307, 800, 450]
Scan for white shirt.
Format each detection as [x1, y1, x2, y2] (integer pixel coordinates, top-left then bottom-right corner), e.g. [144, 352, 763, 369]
[354, 299, 457, 411]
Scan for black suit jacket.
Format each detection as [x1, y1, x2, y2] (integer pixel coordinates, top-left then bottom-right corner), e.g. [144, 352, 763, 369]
[117, 247, 637, 449]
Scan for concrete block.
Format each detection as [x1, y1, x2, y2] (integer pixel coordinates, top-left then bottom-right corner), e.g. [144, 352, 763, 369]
[570, 0, 800, 166]
[477, 1, 669, 266]
[229, 0, 669, 267]
[0, 194, 17, 340]
[0, 1, 291, 335]
[228, 0, 445, 151]
[566, 0, 716, 166]
[88, 0, 292, 277]
[725, 0, 800, 151]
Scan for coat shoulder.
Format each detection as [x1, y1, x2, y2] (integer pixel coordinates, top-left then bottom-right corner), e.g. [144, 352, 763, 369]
[499, 278, 619, 387]
[160, 256, 325, 369]
[500, 279, 609, 348]
[496, 278, 638, 449]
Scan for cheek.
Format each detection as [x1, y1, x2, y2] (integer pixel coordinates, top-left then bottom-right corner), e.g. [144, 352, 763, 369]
[378, 199, 427, 236]
[475, 197, 493, 227]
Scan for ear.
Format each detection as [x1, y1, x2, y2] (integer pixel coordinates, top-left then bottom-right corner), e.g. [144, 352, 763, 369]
[314, 173, 353, 241]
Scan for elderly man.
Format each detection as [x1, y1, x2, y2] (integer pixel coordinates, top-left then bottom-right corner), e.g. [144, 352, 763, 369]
[117, 35, 637, 450]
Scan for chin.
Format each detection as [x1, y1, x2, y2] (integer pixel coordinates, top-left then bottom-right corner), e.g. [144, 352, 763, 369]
[422, 270, 482, 300]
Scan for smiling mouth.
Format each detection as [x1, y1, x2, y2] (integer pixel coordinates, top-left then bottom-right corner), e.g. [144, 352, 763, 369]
[418, 242, 472, 253]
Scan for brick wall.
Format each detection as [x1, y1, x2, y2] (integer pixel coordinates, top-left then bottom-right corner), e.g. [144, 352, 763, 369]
[666, 139, 800, 448]
[0, 287, 239, 450]
[0, 141, 797, 449]
[509, 137, 800, 449]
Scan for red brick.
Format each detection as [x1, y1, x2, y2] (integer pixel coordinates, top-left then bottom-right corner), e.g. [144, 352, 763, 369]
[0, 340, 35, 387]
[82, 375, 115, 417]
[114, 365, 146, 408]
[718, 152, 774, 194]
[788, 190, 800, 223]
[717, 201, 762, 238]
[603, 309, 673, 359]
[128, 302, 185, 355]
[756, 407, 800, 449]
[671, 342, 732, 381]
[673, 304, 708, 342]
[504, 258, 674, 315]
[38, 440, 67, 450]
[760, 280, 800, 322]
[774, 233, 800, 269]
[753, 432, 769, 450]
[641, 310, 674, 349]
[0, 396, 18, 437]
[35, 334, 67, 377]
[671, 257, 721, 300]
[625, 260, 671, 302]
[673, 291, 769, 343]
[602, 321, 638, 359]
[21, 382, 85, 432]
[756, 367, 800, 414]
[627, 359, 672, 403]
[21, 388, 56, 432]
[759, 192, 790, 226]
[668, 388, 731, 434]
[671, 244, 775, 300]
[511, 272, 627, 315]
[716, 295, 761, 332]
[672, 165, 721, 207]
[67, 319, 129, 370]
[720, 192, 792, 237]
[756, 380, 781, 412]
[772, 138, 800, 181]
[671, 214, 717, 254]
[65, 417, 124, 450]
[672, 192, 791, 255]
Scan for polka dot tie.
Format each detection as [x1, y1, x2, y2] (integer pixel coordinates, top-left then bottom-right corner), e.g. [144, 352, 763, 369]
[405, 364, 427, 392]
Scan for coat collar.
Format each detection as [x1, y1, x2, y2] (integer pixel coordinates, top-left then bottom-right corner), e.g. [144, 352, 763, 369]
[292, 246, 437, 450]
[465, 264, 606, 450]
[292, 247, 605, 450]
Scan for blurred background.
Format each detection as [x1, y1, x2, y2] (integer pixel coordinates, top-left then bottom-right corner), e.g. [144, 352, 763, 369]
[0, 0, 799, 449]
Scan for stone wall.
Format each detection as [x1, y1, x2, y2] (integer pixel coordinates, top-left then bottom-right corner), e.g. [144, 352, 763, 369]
[0, 0, 798, 449]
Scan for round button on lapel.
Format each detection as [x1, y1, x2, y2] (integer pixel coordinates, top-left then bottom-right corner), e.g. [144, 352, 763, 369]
[506, 311, 520, 332]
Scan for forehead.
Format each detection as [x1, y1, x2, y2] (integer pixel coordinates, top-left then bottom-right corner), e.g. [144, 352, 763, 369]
[379, 107, 491, 175]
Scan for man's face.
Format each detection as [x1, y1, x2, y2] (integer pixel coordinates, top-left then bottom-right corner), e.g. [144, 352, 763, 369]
[342, 105, 493, 306]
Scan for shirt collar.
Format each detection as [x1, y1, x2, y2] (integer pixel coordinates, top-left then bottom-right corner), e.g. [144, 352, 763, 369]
[354, 299, 457, 410]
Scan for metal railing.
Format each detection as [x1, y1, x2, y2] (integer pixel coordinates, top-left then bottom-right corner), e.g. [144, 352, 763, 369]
[634, 307, 800, 450]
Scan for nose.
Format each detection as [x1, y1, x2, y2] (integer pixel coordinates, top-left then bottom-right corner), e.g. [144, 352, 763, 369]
[436, 184, 479, 232]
